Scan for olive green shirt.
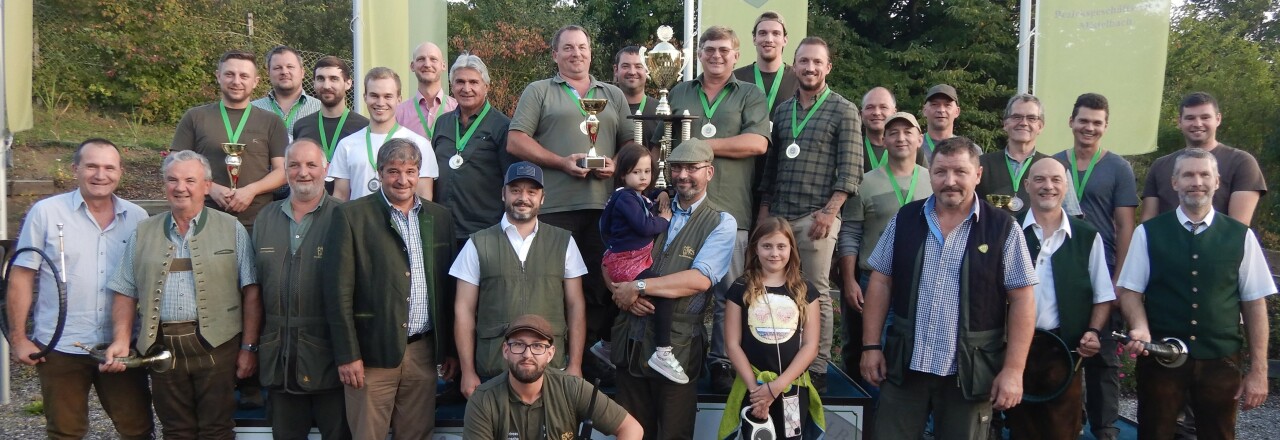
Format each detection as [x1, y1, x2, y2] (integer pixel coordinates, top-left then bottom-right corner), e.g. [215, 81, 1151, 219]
[509, 74, 634, 214]
[664, 76, 770, 230]
[463, 368, 628, 440]
[841, 165, 932, 270]
[172, 102, 289, 227]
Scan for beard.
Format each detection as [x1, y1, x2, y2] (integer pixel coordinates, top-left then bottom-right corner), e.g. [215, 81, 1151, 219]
[509, 360, 546, 384]
[1179, 191, 1212, 209]
[506, 201, 540, 221]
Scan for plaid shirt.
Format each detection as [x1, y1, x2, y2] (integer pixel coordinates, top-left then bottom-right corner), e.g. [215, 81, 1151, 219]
[381, 192, 432, 335]
[868, 196, 1037, 376]
[761, 87, 863, 219]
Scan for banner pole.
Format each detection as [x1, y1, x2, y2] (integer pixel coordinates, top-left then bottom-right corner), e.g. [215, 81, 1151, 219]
[1018, 0, 1033, 94]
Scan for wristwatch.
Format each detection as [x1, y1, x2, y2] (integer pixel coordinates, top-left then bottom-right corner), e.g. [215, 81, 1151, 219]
[240, 344, 259, 353]
[636, 279, 647, 296]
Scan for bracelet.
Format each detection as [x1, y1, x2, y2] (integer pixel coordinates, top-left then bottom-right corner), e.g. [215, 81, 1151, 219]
[765, 382, 773, 396]
[1084, 328, 1102, 338]
[861, 344, 883, 352]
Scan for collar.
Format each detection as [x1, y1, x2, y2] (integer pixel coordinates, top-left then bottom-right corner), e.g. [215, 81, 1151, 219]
[379, 189, 422, 214]
[551, 73, 601, 90]
[692, 74, 739, 91]
[674, 192, 709, 215]
[924, 194, 981, 222]
[1175, 206, 1217, 229]
[282, 194, 327, 220]
[1004, 147, 1037, 163]
[265, 89, 311, 105]
[1021, 208, 1072, 238]
[165, 208, 208, 241]
[752, 61, 789, 74]
[69, 189, 128, 216]
[500, 215, 539, 235]
[414, 88, 448, 107]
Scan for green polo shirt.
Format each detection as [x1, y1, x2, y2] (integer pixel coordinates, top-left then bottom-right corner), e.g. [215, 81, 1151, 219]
[463, 369, 629, 440]
[509, 74, 634, 214]
[664, 75, 770, 230]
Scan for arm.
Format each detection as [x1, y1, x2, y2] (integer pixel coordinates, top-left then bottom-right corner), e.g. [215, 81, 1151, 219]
[323, 209, 364, 388]
[1227, 191, 1261, 226]
[1139, 197, 1159, 222]
[859, 271, 891, 386]
[617, 193, 669, 237]
[508, 130, 590, 178]
[1238, 297, 1269, 410]
[613, 414, 644, 440]
[706, 133, 767, 159]
[1079, 233, 1115, 357]
[237, 283, 262, 379]
[990, 284, 1034, 411]
[725, 300, 756, 388]
[1111, 206, 1135, 280]
[563, 276, 586, 376]
[454, 280, 481, 397]
[5, 267, 42, 365]
[101, 293, 138, 373]
[333, 179, 351, 201]
[807, 191, 848, 241]
[1117, 288, 1151, 354]
[225, 157, 286, 213]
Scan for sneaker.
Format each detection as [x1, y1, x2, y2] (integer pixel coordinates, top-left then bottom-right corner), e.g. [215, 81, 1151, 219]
[647, 348, 690, 384]
[710, 362, 735, 394]
[589, 340, 612, 364]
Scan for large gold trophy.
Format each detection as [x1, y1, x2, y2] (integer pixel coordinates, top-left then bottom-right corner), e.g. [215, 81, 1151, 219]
[221, 142, 246, 189]
[578, 98, 610, 169]
[631, 25, 698, 189]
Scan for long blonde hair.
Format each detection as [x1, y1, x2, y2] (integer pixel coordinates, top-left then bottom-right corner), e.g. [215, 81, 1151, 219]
[741, 216, 809, 326]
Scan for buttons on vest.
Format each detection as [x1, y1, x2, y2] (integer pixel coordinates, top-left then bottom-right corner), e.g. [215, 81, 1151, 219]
[1192, 303, 1199, 309]
[1190, 335, 1197, 341]
[402, 323, 408, 328]
[1191, 270, 1198, 276]
[1192, 287, 1198, 293]
[405, 271, 411, 277]
[1192, 254, 1199, 259]
[1191, 320, 1198, 325]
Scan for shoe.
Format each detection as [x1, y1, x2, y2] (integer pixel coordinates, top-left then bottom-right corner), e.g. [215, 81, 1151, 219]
[582, 354, 617, 387]
[710, 362, 735, 394]
[647, 348, 690, 384]
[589, 340, 612, 364]
[809, 372, 827, 394]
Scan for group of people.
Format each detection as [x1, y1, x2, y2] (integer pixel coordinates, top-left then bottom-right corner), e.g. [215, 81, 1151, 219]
[5, 9, 1274, 440]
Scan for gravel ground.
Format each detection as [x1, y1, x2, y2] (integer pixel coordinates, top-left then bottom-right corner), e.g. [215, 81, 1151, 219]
[1115, 393, 1280, 440]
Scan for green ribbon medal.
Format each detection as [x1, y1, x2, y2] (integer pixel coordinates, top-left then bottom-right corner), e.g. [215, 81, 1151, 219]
[414, 100, 443, 138]
[1067, 148, 1103, 201]
[559, 82, 598, 116]
[785, 87, 832, 159]
[865, 137, 887, 170]
[925, 135, 936, 155]
[753, 64, 784, 111]
[270, 97, 302, 129]
[365, 123, 401, 171]
[316, 109, 350, 161]
[449, 102, 492, 169]
[698, 82, 730, 137]
[219, 102, 252, 144]
[888, 167, 921, 207]
[1006, 155, 1032, 193]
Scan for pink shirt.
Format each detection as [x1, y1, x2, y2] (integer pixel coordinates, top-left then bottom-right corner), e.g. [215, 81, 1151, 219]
[394, 88, 459, 139]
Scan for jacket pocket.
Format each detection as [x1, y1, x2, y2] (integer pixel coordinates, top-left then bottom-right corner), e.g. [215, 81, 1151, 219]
[296, 332, 341, 391]
[960, 335, 1005, 400]
[476, 324, 509, 377]
[257, 330, 282, 388]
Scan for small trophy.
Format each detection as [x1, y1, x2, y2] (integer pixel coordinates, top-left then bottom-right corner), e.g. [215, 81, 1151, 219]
[221, 143, 246, 189]
[631, 25, 697, 189]
[985, 194, 1013, 210]
[578, 98, 610, 169]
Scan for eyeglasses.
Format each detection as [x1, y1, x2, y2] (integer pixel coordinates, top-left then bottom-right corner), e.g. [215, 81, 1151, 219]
[669, 164, 712, 174]
[701, 47, 735, 57]
[506, 341, 551, 355]
[1006, 114, 1043, 123]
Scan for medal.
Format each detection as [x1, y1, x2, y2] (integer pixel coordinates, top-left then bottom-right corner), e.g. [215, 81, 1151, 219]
[453, 102, 492, 171]
[1010, 196, 1024, 211]
[559, 83, 597, 135]
[785, 143, 800, 159]
[449, 154, 464, 169]
[580, 120, 589, 135]
[697, 82, 729, 138]
[701, 123, 717, 138]
[367, 177, 380, 192]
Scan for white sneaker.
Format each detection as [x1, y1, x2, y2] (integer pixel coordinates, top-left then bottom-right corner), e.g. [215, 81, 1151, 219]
[589, 340, 612, 364]
[647, 347, 689, 384]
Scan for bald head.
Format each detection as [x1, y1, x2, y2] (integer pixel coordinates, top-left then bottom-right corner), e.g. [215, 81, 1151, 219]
[411, 42, 447, 87]
[861, 87, 898, 134]
[1025, 158, 1068, 213]
[285, 139, 329, 201]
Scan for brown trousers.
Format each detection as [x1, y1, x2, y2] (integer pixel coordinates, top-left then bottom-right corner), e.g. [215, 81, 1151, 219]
[37, 350, 154, 439]
[268, 388, 351, 440]
[1004, 368, 1084, 439]
[1136, 354, 1242, 440]
[615, 371, 699, 440]
[344, 337, 438, 440]
[151, 321, 241, 440]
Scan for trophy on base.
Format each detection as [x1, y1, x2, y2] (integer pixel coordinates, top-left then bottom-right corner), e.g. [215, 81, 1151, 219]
[985, 194, 1013, 210]
[221, 143, 246, 189]
[630, 25, 699, 189]
[578, 98, 610, 169]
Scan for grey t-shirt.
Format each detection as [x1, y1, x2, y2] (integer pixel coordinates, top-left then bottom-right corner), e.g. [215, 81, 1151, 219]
[1141, 144, 1268, 218]
[1052, 150, 1139, 267]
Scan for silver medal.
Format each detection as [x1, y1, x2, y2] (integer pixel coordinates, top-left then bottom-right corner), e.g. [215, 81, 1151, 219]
[449, 154, 464, 169]
[701, 123, 717, 138]
[1010, 196, 1025, 211]
[580, 120, 588, 135]
[785, 143, 800, 159]
[367, 177, 380, 192]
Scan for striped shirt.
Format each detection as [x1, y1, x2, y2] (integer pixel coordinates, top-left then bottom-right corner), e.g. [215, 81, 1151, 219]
[381, 191, 432, 335]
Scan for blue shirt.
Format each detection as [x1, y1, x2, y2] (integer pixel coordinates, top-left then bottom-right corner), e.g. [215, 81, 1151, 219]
[15, 191, 147, 353]
[868, 196, 1037, 376]
[667, 192, 738, 314]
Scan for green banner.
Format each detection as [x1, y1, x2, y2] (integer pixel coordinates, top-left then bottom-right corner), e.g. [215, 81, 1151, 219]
[358, 0, 448, 109]
[699, 0, 809, 71]
[4, 0, 34, 132]
[1033, 0, 1171, 155]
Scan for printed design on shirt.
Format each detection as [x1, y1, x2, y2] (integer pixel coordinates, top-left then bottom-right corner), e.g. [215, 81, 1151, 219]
[747, 292, 800, 344]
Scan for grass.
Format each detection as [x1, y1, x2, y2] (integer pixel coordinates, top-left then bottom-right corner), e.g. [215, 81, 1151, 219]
[21, 400, 43, 416]
[13, 105, 174, 151]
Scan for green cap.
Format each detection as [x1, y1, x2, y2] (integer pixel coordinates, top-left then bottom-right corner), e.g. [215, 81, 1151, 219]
[667, 138, 714, 163]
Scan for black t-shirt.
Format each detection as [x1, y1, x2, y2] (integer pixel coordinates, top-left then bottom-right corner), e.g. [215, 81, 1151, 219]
[727, 279, 820, 374]
[291, 110, 371, 155]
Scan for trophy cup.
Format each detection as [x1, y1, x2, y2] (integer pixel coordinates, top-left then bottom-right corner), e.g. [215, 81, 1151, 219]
[578, 98, 609, 169]
[985, 194, 1013, 210]
[221, 143, 246, 189]
[631, 25, 699, 189]
[75, 342, 174, 373]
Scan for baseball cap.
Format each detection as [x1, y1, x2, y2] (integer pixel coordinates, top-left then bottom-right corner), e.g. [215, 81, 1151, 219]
[885, 112, 921, 130]
[505, 314, 555, 343]
[667, 139, 714, 163]
[926, 84, 959, 103]
[504, 162, 544, 187]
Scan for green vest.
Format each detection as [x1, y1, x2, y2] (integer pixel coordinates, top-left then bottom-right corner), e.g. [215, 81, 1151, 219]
[472, 222, 572, 377]
[132, 209, 243, 353]
[611, 199, 725, 379]
[1144, 212, 1247, 359]
[253, 196, 342, 393]
[1021, 214, 1097, 349]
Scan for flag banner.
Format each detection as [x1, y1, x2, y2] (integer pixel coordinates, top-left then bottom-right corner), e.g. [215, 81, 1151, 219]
[357, 0, 448, 110]
[4, 0, 35, 132]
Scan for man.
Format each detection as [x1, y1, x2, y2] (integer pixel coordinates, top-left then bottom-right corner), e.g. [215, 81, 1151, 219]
[6, 139, 153, 439]
[920, 84, 961, 162]
[452, 162, 589, 398]
[1050, 93, 1137, 440]
[837, 112, 932, 380]
[330, 67, 437, 201]
[291, 56, 370, 166]
[508, 24, 634, 364]
[613, 46, 659, 154]
[464, 314, 644, 440]
[251, 45, 324, 140]
[103, 150, 260, 438]
[1003, 159, 1115, 440]
[758, 36, 860, 389]
[171, 50, 289, 230]
[395, 42, 459, 139]
[252, 139, 349, 439]
[432, 53, 511, 244]
[976, 94, 1058, 210]
[1116, 148, 1274, 439]
[664, 25, 769, 393]
[859, 137, 1037, 439]
[323, 138, 457, 439]
[1140, 92, 1267, 225]
[607, 139, 737, 438]
[733, 11, 799, 118]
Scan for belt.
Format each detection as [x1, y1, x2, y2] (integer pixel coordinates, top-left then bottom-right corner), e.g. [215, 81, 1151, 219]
[407, 330, 432, 344]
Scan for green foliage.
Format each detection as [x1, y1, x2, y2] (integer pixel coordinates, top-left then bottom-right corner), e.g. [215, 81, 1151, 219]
[22, 400, 44, 416]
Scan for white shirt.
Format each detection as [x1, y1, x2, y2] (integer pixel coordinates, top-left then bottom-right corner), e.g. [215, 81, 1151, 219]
[1021, 209, 1115, 330]
[328, 126, 438, 200]
[449, 216, 589, 285]
[1117, 207, 1277, 301]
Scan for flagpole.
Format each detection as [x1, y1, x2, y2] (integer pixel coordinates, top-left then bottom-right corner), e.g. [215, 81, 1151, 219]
[1018, 0, 1033, 94]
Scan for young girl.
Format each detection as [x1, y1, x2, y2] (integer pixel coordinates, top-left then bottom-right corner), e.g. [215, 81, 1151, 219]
[596, 144, 685, 383]
[720, 217, 824, 440]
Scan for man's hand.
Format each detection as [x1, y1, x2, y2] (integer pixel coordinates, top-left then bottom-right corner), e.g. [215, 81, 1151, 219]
[1125, 328, 1152, 357]
[989, 368, 1024, 411]
[339, 360, 365, 389]
[808, 210, 836, 241]
[859, 349, 886, 386]
[842, 279, 864, 314]
[8, 338, 44, 366]
[439, 357, 459, 381]
[611, 281, 641, 310]
[236, 350, 257, 379]
[224, 188, 255, 213]
[1238, 370, 1269, 410]
[591, 157, 615, 180]
[626, 297, 655, 317]
[208, 185, 233, 210]
[99, 340, 132, 373]
[561, 154, 591, 178]
[1077, 332, 1102, 358]
[656, 192, 672, 220]
[461, 370, 482, 398]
